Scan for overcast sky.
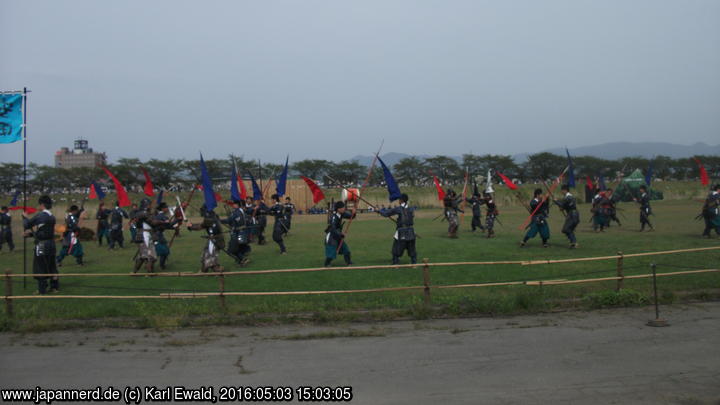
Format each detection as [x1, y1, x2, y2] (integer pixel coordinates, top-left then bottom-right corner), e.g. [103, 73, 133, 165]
[1, 0, 719, 165]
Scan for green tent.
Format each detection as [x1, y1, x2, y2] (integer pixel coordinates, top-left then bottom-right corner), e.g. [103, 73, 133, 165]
[613, 169, 663, 202]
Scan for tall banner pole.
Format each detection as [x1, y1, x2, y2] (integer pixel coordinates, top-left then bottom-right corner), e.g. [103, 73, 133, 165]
[22, 87, 28, 290]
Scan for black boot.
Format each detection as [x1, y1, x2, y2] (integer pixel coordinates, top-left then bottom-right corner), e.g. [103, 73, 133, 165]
[344, 254, 353, 266]
[324, 257, 332, 267]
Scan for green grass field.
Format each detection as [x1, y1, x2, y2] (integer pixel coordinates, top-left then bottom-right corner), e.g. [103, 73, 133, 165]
[1, 190, 718, 331]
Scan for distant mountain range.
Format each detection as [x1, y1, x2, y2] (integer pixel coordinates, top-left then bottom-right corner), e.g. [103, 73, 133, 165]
[350, 142, 720, 167]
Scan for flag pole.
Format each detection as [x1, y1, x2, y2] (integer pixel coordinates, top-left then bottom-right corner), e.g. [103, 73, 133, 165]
[22, 87, 28, 290]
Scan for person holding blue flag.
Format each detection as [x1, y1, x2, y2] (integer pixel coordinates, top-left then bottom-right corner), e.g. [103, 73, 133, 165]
[223, 199, 251, 266]
[379, 193, 417, 265]
[0, 206, 14, 252]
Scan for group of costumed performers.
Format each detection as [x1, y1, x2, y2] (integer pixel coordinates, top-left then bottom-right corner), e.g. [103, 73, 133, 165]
[9, 153, 720, 295]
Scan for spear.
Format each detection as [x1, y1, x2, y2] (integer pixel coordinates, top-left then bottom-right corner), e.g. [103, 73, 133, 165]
[337, 140, 384, 253]
[518, 166, 568, 230]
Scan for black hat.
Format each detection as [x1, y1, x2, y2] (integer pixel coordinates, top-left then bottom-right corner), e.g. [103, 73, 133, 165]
[139, 198, 151, 209]
[69, 205, 79, 212]
[534, 188, 543, 196]
[231, 199, 242, 205]
[334, 201, 345, 210]
[713, 184, 720, 191]
[157, 202, 168, 210]
[561, 184, 570, 191]
[271, 194, 280, 202]
[399, 193, 409, 203]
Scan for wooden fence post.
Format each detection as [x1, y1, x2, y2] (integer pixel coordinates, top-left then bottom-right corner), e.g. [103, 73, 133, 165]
[616, 251, 624, 292]
[5, 270, 13, 318]
[422, 258, 431, 306]
[218, 269, 226, 311]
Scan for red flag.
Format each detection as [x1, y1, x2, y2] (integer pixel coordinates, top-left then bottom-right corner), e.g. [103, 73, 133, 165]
[9, 206, 37, 214]
[496, 172, 518, 190]
[585, 175, 594, 190]
[300, 176, 325, 204]
[694, 158, 709, 186]
[89, 184, 98, 199]
[433, 176, 446, 201]
[101, 166, 131, 207]
[239, 178, 247, 200]
[141, 168, 154, 197]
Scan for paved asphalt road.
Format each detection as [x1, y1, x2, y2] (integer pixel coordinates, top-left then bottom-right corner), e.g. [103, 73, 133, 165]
[1, 303, 719, 404]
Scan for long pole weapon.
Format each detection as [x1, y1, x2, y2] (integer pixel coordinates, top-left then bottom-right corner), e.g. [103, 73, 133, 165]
[337, 140, 384, 254]
[458, 167, 470, 227]
[324, 174, 397, 226]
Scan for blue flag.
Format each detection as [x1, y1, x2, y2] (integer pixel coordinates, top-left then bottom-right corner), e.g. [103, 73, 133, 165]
[645, 160, 653, 186]
[156, 190, 164, 206]
[377, 156, 402, 201]
[598, 175, 607, 191]
[566, 148, 575, 188]
[199, 154, 217, 211]
[248, 171, 262, 201]
[230, 165, 241, 201]
[9, 190, 20, 206]
[276, 155, 289, 197]
[91, 181, 106, 200]
[0, 94, 23, 144]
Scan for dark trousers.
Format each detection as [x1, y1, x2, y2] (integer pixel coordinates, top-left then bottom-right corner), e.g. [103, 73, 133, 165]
[392, 239, 417, 264]
[471, 215, 484, 231]
[34, 242, 59, 294]
[562, 212, 579, 244]
[0, 229, 13, 251]
[640, 211, 653, 230]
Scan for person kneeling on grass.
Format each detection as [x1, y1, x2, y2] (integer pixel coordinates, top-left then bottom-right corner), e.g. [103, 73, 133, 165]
[379, 193, 417, 265]
[521, 188, 550, 248]
[324, 201, 354, 267]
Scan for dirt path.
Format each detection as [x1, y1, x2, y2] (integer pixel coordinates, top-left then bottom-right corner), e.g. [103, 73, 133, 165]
[1, 303, 719, 404]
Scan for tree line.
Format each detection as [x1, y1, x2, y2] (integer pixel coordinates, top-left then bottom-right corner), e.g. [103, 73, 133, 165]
[1, 153, 718, 194]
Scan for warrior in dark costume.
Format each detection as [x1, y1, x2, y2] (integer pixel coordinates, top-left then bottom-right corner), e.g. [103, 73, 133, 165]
[606, 188, 622, 227]
[483, 192, 499, 238]
[466, 193, 485, 233]
[443, 189, 463, 238]
[187, 205, 225, 272]
[634, 185, 654, 231]
[223, 199, 251, 266]
[152, 202, 179, 270]
[132, 199, 158, 273]
[554, 185, 580, 248]
[23, 196, 59, 294]
[283, 196, 295, 235]
[379, 193, 417, 264]
[521, 188, 550, 248]
[0, 206, 14, 252]
[108, 201, 129, 249]
[267, 194, 289, 254]
[324, 201, 354, 267]
[128, 203, 139, 242]
[57, 205, 84, 266]
[95, 202, 111, 246]
[701, 184, 720, 238]
[244, 196, 259, 243]
[591, 191, 611, 232]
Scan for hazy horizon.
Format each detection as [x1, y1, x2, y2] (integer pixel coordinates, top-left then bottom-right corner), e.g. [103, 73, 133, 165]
[2, 1, 719, 166]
